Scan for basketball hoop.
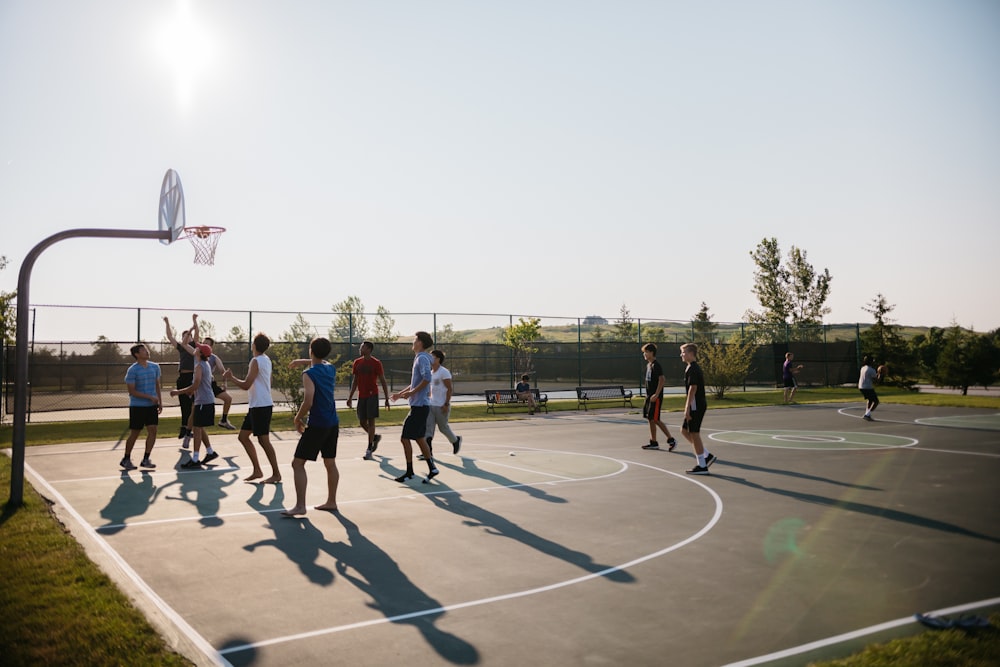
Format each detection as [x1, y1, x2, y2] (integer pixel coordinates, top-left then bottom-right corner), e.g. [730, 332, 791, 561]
[180, 226, 226, 265]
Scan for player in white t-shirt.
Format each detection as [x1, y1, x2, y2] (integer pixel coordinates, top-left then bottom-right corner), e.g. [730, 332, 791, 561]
[425, 350, 462, 456]
[225, 333, 281, 483]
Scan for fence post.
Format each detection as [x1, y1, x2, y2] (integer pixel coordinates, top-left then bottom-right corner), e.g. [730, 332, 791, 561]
[577, 318, 583, 387]
[136, 308, 141, 342]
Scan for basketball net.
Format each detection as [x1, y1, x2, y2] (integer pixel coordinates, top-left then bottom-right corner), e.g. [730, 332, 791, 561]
[180, 226, 225, 266]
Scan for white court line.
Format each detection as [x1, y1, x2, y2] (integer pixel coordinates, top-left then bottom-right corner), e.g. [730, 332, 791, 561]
[20, 459, 229, 667]
[723, 596, 1000, 666]
[93, 448, 629, 531]
[218, 458, 723, 657]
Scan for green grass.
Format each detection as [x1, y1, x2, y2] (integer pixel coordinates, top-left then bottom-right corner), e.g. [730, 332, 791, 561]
[0, 456, 192, 666]
[809, 614, 1000, 666]
[1, 388, 998, 665]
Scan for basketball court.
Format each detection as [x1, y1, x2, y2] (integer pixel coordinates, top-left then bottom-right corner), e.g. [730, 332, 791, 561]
[15, 402, 1000, 666]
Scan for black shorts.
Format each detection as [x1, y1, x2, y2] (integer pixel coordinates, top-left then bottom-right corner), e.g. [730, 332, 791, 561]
[193, 403, 216, 428]
[643, 394, 663, 422]
[402, 406, 430, 440]
[356, 395, 380, 421]
[860, 388, 879, 402]
[293, 425, 339, 461]
[682, 408, 706, 433]
[240, 406, 273, 436]
[129, 406, 159, 430]
[783, 377, 797, 389]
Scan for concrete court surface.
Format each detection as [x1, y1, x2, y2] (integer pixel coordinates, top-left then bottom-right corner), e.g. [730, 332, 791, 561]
[16, 402, 1000, 667]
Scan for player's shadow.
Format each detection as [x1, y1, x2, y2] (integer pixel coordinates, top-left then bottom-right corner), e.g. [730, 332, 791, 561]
[714, 473, 1000, 544]
[329, 513, 480, 665]
[434, 456, 569, 503]
[96, 470, 157, 534]
[243, 489, 336, 587]
[156, 455, 239, 528]
[718, 459, 882, 491]
[426, 489, 635, 583]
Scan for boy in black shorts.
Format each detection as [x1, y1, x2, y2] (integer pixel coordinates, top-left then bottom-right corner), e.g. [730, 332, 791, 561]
[122, 343, 162, 470]
[680, 343, 717, 475]
[283, 337, 340, 516]
[640, 343, 677, 451]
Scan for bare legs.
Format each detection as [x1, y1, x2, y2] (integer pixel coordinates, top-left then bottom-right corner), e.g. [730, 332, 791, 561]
[282, 457, 339, 516]
[239, 430, 281, 483]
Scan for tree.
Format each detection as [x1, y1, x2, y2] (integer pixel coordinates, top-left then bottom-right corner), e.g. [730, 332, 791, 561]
[502, 317, 542, 375]
[611, 304, 638, 342]
[371, 306, 397, 343]
[330, 295, 368, 343]
[930, 324, 997, 395]
[270, 314, 314, 411]
[640, 325, 666, 343]
[692, 302, 717, 345]
[745, 238, 832, 341]
[700, 335, 756, 399]
[859, 294, 916, 388]
[196, 319, 217, 341]
[0, 255, 16, 345]
[437, 323, 469, 344]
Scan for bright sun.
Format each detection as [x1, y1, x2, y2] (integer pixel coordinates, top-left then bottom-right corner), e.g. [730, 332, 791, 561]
[153, 0, 216, 110]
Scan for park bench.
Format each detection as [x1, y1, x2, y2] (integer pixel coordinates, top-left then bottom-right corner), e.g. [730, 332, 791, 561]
[484, 388, 549, 415]
[575, 385, 634, 411]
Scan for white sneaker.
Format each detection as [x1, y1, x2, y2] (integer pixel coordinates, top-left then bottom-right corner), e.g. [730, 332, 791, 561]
[218, 420, 236, 430]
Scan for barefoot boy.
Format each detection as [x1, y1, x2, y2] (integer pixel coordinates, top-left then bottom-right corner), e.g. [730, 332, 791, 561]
[224, 333, 281, 483]
[283, 337, 340, 516]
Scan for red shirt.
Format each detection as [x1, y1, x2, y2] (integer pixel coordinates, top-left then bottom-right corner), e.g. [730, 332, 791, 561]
[352, 356, 384, 398]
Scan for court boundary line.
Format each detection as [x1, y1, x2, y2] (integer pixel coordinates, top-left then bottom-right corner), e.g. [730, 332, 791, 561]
[723, 596, 1000, 666]
[18, 456, 229, 667]
[90, 448, 630, 532]
[217, 458, 724, 657]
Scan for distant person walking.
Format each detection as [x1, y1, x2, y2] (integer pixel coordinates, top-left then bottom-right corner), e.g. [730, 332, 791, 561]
[164, 314, 199, 445]
[783, 352, 803, 404]
[283, 337, 340, 516]
[425, 349, 462, 456]
[390, 331, 438, 484]
[859, 354, 881, 421]
[680, 343, 717, 475]
[346, 341, 391, 461]
[121, 343, 162, 470]
[640, 343, 677, 451]
[225, 333, 281, 483]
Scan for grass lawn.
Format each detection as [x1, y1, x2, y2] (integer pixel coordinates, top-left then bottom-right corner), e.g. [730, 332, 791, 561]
[1, 387, 997, 665]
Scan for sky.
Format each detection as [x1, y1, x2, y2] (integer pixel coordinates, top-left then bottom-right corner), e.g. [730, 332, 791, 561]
[2, 0, 999, 341]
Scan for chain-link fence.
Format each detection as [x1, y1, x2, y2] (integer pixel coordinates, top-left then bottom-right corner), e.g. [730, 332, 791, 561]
[1, 305, 864, 418]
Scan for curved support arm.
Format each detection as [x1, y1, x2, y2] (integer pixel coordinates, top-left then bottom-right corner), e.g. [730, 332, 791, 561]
[9, 228, 169, 507]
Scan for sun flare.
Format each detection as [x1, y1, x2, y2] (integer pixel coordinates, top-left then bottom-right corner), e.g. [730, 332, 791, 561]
[153, 0, 216, 110]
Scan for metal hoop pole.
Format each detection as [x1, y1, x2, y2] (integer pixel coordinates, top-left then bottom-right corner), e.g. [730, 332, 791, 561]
[9, 228, 169, 508]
